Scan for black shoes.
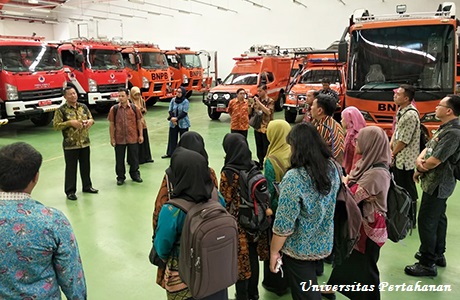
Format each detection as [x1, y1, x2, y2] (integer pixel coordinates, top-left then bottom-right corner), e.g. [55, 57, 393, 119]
[161, 155, 171, 159]
[414, 252, 446, 267]
[132, 177, 143, 183]
[117, 179, 125, 186]
[404, 262, 437, 277]
[67, 193, 77, 201]
[83, 187, 99, 194]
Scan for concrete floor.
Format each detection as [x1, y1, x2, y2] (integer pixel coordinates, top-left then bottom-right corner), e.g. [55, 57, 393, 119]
[1, 95, 459, 300]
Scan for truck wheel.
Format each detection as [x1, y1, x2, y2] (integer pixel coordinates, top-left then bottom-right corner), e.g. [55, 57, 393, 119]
[146, 97, 159, 106]
[275, 92, 285, 112]
[95, 106, 111, 114]
[284, 110, 297, 123]
[31, 112, 54, 126]
[207, 107, 221, 120]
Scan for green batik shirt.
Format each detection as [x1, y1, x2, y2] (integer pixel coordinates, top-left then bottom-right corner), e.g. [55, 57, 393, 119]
[53, 103, 93, 150]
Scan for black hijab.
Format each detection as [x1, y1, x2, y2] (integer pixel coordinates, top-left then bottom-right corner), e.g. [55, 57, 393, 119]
[174, 86, 187, 104]
[222, 133, 254, 171]
[177, 131, 208, 163]
[171, 147, 213, 203]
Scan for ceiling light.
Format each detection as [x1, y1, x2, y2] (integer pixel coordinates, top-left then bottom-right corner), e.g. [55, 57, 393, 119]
[128, 0, 145, 3]
[178, 10, 191, 14]
[93, 16, 107, 20]
[28, 0, 39, 3]
[31, 8, 51, 13]
[119, 13, 133, 18]
[2, 11, 25, 16]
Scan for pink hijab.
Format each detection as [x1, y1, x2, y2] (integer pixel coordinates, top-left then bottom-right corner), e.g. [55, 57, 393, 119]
[341, 106, 366, 148]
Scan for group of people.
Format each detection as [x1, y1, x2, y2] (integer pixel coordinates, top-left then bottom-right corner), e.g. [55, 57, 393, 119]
[1, 81, 460, 299]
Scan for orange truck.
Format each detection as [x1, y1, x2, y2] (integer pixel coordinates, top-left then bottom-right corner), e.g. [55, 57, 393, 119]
[0, 35, 67, 126]
[338, 2, 457, 137]
[121, 42, 177, 105]
[166, 47, 212, 98]
[203, 45, 292, 120]
[284, 51, 346, 123]
[58, 39, 128, 112]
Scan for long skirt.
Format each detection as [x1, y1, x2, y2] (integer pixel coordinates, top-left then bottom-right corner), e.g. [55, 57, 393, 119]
[327, 238, 381, 300]
[139, 128, 153, 164]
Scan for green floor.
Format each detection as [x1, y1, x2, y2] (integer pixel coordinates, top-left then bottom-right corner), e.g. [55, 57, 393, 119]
[1, 96, 459, 299]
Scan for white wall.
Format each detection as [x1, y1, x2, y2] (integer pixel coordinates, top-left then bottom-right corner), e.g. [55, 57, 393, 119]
[0, 20, 55, 39]
[1, 0, 459, 78]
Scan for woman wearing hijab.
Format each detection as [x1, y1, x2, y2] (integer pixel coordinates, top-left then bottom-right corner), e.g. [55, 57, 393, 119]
[130, 86, 153, 164]
[152, 131, 218, 287]
[261, 120, 290, 296]
[326, 126, 391, 300]
[341, 106, 366, 174]
[269, 123, 340, 300]
[162, 86, 190, 158]
[220, 133, 269, 300]
[154, 147, 228, 300]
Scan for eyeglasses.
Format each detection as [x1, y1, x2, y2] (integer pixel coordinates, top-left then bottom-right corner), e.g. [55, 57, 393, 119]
[238, 92, 246, 95]
[436, 104, 451, 109]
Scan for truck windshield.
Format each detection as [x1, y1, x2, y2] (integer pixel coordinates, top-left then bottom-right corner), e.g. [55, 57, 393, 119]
[348, 24, 455, 92]
[86, 49, 124, 70]
[0, 45, 62, 72]
[140, 52, 168, 70]
[223, 73, 258, 85]
[180, 54, 202, 68]
[300, 69, 342, 84]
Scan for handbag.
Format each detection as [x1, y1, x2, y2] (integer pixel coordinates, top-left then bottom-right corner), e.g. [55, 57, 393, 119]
[249, 111, 263, 130]
[149, 240, 166, 268]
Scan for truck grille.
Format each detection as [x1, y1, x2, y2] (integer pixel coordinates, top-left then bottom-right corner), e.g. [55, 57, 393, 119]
[19, 88, 63, 101]
[374, 115, 394, 123]
[153, 83, 163, 92]
[98, 83, 125, 93]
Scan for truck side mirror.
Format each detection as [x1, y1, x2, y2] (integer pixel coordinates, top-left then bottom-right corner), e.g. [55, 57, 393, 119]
[134, 55, 140, 64]
[338, 41, 348, 63]
[76, 54, 84, 65]
[217, 78, 222, 85]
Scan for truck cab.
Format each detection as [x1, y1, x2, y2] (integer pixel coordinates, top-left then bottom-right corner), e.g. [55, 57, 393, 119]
[284, 51, 346, 123]
[166, 47, 212, 98]
[203, 45, 292, 120]
[121, 43, 177, 105]
[58, 39, 128, 112]
[0, 35, 67, 126]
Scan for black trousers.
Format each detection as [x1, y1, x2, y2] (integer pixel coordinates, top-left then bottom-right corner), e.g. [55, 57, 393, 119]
[392, 167, 418, 225]
[235, 242, 259, 300]
[115, 143, 140, 180]
[166, 126, 189, 156]
[138, 128, 153, 164]
[231, 129, 248, 138]
[64, 146, 92, 195]
[283, 255, 321, 300]
[254, 131, 269, 167]
[418, 189, 448, 266]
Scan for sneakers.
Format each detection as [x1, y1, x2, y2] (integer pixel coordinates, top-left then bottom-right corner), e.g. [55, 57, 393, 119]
[414, 252, 446, 267]
[404, 262, 437, 277]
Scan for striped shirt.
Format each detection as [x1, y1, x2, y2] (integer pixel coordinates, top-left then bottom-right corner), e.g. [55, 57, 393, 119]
[313, 115, 345, 164]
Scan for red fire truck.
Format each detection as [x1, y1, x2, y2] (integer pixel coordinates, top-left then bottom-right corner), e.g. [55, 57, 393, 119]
[121, 42, 178, 105]
[0, 35, 67, 126]
[166, 47, 212, 98]
[58, 39, 128, 112]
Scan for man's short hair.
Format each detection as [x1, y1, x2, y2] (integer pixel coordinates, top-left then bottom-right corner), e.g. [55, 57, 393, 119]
[400, 84, 415, 101]
[63, 86, 76, 96]
[316, 94, 336, 116]
[257, 84, 267, 91]
[321, 78, 331, 84]
[0, 142, 42, 192]
[307, 90, 319, 97]
[118, 88, 129, 96]
[446, 94, 460, 116]
[236, 88, 245, 94]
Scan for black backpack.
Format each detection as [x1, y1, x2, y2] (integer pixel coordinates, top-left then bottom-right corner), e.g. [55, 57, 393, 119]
[445, 125, 460, 180]
[373, 163, 412, 243]
[224, 164, 271, 236]
[331, 161, 362, 266]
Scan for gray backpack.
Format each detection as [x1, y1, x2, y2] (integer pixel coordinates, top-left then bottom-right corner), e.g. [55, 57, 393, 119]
[169, 193, 238, 299]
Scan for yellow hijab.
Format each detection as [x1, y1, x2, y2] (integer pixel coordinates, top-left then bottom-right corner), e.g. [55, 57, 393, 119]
[265, 120, 291, 181]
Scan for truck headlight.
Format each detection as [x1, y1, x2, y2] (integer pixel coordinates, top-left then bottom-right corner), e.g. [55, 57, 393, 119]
[207, 93, 212, 100]
[288, 91, 296, 100]
[6, 83, 18, 100]
[183, 74, 189, 84]
[212, 93, 219, 100]
[223, 93, 230, 100]
[88, 79, 98, 92]
[142, 76, 150, 89]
